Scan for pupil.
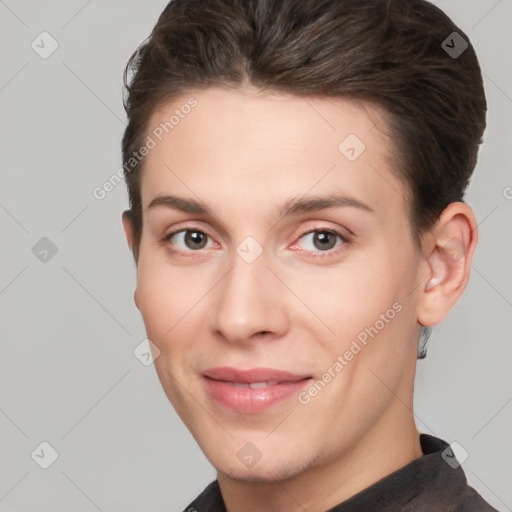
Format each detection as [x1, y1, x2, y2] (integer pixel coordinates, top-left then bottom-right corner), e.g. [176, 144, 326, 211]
[315, 232, 335, 250]
[186, 231, 206, 249]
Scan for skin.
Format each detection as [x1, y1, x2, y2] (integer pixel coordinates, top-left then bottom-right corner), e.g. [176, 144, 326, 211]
[122, 86, 477, 512]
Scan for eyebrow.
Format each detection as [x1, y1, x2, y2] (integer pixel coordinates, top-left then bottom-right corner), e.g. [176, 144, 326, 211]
[146, 193, 374, 219]
[277, 193, 373, 218]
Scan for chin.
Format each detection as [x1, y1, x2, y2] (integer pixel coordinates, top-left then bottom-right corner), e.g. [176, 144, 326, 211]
[214, 453, 316, 484]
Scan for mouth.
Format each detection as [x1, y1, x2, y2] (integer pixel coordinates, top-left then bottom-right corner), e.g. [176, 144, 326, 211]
[202, 367, 314, 414]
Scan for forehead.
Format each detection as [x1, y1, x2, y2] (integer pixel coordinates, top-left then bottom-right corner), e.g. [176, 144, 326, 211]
[140, 86, 407, 222]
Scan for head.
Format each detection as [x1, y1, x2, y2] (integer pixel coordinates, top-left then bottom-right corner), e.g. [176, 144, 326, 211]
[121, 0, 485, 485]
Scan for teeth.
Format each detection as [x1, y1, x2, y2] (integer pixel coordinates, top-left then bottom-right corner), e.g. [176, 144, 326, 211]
[249, 381, 279, 389]
[225, 381, 279, 389]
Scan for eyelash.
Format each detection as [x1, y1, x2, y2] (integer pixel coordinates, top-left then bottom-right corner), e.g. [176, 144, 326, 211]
[160, 226, 349, 258]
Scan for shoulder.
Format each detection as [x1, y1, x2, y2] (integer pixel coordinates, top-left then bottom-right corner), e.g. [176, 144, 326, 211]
[457, 484, 499, 512]
[182, 480, 225, 512]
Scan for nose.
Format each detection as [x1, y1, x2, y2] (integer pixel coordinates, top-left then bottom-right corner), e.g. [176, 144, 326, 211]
[209, 247, 289, 345]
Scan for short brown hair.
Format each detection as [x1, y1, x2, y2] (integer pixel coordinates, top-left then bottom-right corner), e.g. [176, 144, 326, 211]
[122, 0, 486, 262]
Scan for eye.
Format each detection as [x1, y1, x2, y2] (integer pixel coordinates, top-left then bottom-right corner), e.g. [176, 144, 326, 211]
[162, 228, 215, 252]
[161, 226, 348, 257]
[294, 229, 347, 255]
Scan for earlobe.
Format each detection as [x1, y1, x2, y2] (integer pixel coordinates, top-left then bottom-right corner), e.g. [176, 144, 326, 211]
[124, 211, 140, 310]
[134, 288, 140, 311]
[417, 202, 478, 327]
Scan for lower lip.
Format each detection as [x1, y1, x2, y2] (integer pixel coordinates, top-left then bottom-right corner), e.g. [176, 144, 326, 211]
[203, 377, 313, 414]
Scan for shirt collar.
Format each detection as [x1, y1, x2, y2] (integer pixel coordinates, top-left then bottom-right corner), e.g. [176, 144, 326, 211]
[327, 434, 468, 511]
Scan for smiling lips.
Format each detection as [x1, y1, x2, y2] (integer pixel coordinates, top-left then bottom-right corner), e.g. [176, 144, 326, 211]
[203, 367, 313, 413]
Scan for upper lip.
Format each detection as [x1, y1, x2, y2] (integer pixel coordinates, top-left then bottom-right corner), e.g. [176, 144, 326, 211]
[203, 367, 312, 384]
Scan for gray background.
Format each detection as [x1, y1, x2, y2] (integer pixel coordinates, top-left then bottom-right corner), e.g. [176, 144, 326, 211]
[0, 0, 511, 510]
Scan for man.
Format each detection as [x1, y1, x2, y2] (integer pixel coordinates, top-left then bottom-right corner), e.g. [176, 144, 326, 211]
[121, 0, 497, 509]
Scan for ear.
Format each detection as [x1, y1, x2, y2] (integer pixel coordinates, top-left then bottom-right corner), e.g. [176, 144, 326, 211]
[122, 209, 140, 266]
[122, 210, 141, 310]
[122, 210, 135, 252]
[417, 202, 478, 327]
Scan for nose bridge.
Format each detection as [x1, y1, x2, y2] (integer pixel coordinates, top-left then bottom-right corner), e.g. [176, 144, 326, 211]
[210, 243, 287, 343]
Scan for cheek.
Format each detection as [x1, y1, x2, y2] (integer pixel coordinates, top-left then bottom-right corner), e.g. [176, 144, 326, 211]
[300, 250, 417, 364]
[135, 261, 178, 340]
[297, 264, 398, 337]
[135, 259, 210, 348]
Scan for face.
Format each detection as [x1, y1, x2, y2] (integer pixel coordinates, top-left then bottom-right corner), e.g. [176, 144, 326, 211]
[128, 86, 425, 481]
